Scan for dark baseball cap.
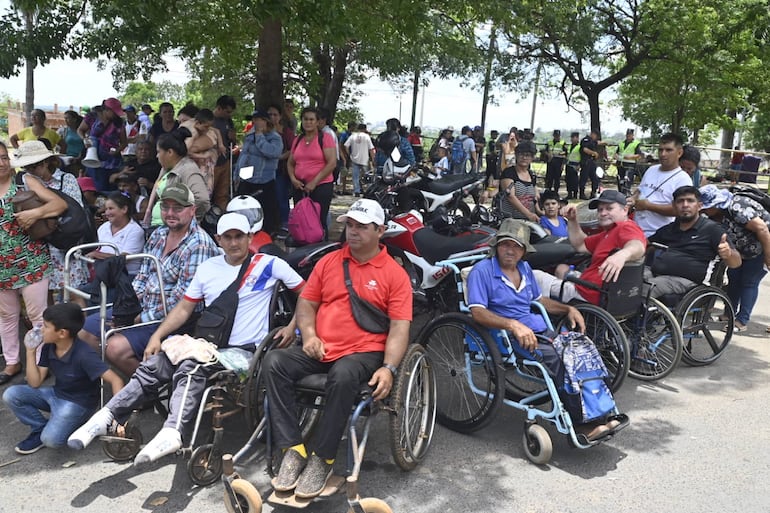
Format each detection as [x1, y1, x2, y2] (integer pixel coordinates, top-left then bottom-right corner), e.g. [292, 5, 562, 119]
[588, 190, 627, 209]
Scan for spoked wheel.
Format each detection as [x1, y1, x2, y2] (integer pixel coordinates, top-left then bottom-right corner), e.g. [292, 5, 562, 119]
[188, 443, 223, 486]
[224, 478, 263, 513]
[348, 497, 393, 513]
[268, 283, 296, 331]
[503, 359, 549, 404]
[417, 313, 503, 433]
[389, 344, 437, 471]
[676, 287, 734, 366]
[101, 420, 143, 461]
[522, 423, 552, 465]
[626, 298, 684, 381]
[556, 303, 629, 392]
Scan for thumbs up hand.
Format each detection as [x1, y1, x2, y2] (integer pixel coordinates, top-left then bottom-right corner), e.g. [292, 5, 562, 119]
[717, 233, 731, 260]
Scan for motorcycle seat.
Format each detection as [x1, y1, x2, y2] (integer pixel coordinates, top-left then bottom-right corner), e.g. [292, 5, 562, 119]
[283, 241, 342, 276]
[420, 173, 480, 195]
[413, 228, 490, 265]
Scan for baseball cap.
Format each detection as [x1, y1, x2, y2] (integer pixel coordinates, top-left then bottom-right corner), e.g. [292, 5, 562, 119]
[102, 97, 125, 117]
[336, 198, 385, 226]
[115, 173, 138, 184]
[124, 105, 137, 112]
[250, 109, 269, 119]
[77, 176, 97, 192]
[588, 190, 627, 209]
[141, 104, 154, 112]
[491, 218, 535, 253]
[159, 183, 195, 206]
[216, 212, 251, 235]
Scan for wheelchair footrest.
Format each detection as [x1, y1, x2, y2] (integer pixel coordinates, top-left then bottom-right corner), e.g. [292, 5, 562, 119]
[267, 475, 345, 508]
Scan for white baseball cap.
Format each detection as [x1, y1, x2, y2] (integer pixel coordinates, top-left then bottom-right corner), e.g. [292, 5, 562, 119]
[216, 212, 251, 235]
[336, 198, 385, 226]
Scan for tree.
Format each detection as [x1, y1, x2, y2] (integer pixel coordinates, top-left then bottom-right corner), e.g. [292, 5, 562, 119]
[0, 1, 85, 120]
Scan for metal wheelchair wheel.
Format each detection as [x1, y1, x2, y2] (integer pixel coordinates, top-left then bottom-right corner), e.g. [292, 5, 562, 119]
[676, 286, 734, 366]
[224, 478, 263, 513]
[188, 443, 223, 486]
[389, 343, 436, 471]
[101, 419, 143, 462]
[417, 312, 503, 433]
[626, 297, 684, 380]
[556, 303, 630, 392]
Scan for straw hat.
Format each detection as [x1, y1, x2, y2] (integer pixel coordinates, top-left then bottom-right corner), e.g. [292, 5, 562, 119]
[10, 140, 61, 168]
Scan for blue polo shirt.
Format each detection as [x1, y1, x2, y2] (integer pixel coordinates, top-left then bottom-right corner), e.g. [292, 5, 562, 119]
[39, 339, 109, 409]
[466, 257, 548, 333]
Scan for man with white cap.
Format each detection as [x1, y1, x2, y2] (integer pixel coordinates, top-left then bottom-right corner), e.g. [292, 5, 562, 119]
[264, 198, 412, 499]
[69, 212, 305, 466]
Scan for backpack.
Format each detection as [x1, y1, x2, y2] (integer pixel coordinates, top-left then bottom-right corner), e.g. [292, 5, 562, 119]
[729, 185, 770, 215]
[551, 331, 616, 423]
[450, 137, 466, 166]
[288, 195, 324, 245]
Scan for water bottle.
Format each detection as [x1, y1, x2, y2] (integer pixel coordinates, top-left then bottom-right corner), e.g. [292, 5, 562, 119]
[24, 325, 44, 350]
[564, 265, 578, 280]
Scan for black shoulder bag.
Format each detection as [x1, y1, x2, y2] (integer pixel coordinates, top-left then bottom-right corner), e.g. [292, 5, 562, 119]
[195, 254, 255, 348]
[343, 259, 390, 334]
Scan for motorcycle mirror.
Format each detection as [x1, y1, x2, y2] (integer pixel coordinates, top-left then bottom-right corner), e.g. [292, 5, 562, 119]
[595, 166, 605, 178]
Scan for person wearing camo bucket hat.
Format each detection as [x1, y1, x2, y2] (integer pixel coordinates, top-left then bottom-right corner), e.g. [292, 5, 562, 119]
[698, 184, 770, 332]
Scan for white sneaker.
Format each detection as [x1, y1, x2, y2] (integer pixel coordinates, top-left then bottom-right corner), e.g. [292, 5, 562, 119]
[134, 427, 182, 466]
[67, 407, 114, 450]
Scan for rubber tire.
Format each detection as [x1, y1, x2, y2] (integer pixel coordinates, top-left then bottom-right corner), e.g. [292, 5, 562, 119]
[188, 443, 223, 487]
[224, 478, 263, 513]
[243, 327, 284, 430]
[676, 287, 733, 366]
[522, 423, 552, 465]
[451, 199, 472, 220]
[348, 497, 393, 513]
[556, 303, 630, 392]
[389, 344, 436, 471]
[101, 422, 142, 462]
[626, 297, 684, 381]
[417, 312, 503, 433]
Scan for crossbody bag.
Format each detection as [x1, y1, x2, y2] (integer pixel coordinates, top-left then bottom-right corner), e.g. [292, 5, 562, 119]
[342, 259, 390, 334]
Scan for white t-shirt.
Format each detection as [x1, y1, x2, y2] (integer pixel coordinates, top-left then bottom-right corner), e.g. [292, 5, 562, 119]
[123, 120, 147, 156]
[96, 219, 146, 274]
[322, 125, 340, 160]
[635, 164, 693, 236]
[344, 132, 374, 166]
[184, 253, 304, 347]
[434, 156, 449, 176]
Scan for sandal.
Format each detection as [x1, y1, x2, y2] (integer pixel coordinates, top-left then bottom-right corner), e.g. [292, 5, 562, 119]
[729, 323, 747, 333]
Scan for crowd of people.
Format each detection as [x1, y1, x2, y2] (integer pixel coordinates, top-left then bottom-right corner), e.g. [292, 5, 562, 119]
[0, 98, 767, 504]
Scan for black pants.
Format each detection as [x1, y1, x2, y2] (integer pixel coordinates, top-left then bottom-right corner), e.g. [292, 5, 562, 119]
[565, 162, 580, 197]
[579, 159, 599, 195]
[485, 155, 499, 186]
[545, 159, 565, 192]
[237, 179, 279, 235]
[616, 163, 637, 193]
[292, 182, 334, 234]
[263, 345, 383, 460]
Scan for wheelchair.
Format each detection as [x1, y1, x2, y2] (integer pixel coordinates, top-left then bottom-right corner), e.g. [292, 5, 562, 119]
[560, 260, 684, 381]
[417, 255, 628, 465]
[655, 256, 735, 366]
[221, 339, 437, 513]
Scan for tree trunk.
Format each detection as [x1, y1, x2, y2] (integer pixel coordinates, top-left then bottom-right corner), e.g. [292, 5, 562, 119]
[480, 25, 496, 133]
[23, 9, 34, 123]
[314, 44, 349, 124]
[586, 88, 601, 136]
[410, 68, 419, 129]
[720, 109, 737, 173]
[255, 18, 283, 110]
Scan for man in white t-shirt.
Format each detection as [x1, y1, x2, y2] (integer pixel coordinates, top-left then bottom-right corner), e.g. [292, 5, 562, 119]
[69, 213, 305, 466]
[628, 132, 692, 237]
[343, 124, 375, 196]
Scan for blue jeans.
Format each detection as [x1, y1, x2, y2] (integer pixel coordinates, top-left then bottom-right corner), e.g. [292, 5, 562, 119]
[3, 385, 93, 448]
[351, 163, 367, 194]
[727, 253, 768, 325]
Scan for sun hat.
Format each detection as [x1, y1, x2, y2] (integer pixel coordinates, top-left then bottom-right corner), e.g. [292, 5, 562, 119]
[217, 212, 251, 236]
[336, 198, 386, 226]
[588, 190, 627, 210]
[491, 218, 535, 254]
[698, 185, 733, 210]
[103, 97, 125, 117]
[10, 140, 61, 168]
[159, 183, 195, 207]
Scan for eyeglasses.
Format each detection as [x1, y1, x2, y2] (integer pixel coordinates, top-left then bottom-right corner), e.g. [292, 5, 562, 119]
[160, 204, 188, 213]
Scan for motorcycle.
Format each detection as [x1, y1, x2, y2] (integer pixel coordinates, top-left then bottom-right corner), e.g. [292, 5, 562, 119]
[367, 131, 483, 233]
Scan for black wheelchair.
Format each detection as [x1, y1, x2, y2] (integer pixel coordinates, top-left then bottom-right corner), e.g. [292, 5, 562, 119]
[221, 339, 437, 513]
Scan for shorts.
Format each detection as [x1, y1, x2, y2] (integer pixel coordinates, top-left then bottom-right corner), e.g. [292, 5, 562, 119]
[83, 308, 159, 358]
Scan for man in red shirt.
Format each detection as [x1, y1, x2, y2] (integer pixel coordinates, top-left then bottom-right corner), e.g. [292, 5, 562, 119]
[534, 190, 647, 304]
[264, 198, 412, 499]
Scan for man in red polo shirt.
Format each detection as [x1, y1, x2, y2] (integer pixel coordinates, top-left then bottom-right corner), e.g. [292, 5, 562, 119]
[263, 198, 412, 499]
[534, 189, 647, 304]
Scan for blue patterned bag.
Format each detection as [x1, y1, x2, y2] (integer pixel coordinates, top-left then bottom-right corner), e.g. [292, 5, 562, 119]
[552, 332, 615, 423]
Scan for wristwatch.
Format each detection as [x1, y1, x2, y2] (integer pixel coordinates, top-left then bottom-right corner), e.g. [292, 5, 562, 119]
[382, 363, 398, 377]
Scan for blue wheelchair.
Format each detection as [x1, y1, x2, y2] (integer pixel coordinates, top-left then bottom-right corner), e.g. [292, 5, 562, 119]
[416, 255, 628, 465]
